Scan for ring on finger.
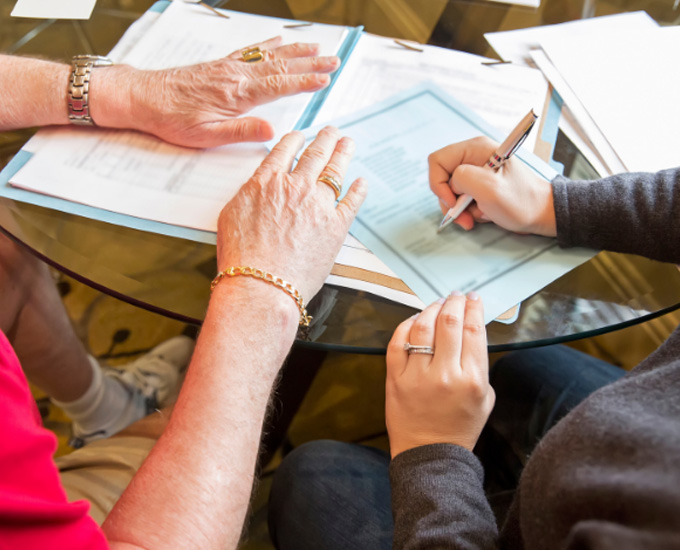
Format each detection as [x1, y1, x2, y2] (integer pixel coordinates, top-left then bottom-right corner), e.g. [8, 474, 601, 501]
[318, 175, 342, 200]
[403, 343, 435, 355]
[241, 47, 265, 63]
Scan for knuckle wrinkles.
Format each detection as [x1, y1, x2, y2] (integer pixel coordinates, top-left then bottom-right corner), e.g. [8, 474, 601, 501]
[463, 321, 485, 335]
[335, 139, 353, 155]
[322, 164, 342, 179]
[305, 148, 326, 163]
[273, 59, 287, 74]
[269, 75, 286, 92]
[440, 312, 463, 328]
[411, 322, 432, 340]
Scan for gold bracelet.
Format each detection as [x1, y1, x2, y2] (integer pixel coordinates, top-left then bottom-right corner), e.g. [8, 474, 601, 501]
[211, 266, 312, 327]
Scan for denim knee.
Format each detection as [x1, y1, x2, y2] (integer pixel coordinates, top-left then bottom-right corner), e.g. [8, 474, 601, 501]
[269, 440, 393, 550]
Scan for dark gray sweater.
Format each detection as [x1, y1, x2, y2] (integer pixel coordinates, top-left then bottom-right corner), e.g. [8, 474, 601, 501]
[390, 168, 680, 550]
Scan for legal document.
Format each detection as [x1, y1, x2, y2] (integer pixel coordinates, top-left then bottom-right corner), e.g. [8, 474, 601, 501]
[484, 11, 657, 66]
[316, 33, 548, 152]
[304, 85, 595, 323]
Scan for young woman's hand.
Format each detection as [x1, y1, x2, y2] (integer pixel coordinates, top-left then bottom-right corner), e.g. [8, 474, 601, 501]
[386, 292, 495, 458]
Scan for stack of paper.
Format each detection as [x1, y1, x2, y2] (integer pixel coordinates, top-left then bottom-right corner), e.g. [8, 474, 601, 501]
[486, 11, 679, 177]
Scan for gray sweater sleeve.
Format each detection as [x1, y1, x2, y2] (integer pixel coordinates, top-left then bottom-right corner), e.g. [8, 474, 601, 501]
[390, 444, 498, 550]
[552, 168, 680, 263]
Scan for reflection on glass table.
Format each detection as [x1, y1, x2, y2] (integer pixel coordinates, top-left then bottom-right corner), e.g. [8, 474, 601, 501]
[1, 0, 679, 354]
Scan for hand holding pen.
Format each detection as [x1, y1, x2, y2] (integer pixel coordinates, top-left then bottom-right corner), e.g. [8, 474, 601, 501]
[428, 111, 558, 237]
[436, 110, 538, 232]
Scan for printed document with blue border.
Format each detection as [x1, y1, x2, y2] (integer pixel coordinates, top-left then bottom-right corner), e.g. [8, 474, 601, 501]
[302, 84, 595, 324]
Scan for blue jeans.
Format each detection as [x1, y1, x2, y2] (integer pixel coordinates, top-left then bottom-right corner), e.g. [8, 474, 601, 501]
[268, 345, 626, 550]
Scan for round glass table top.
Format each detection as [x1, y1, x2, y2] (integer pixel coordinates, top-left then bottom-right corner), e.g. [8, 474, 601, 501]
[2, 0, 679, 354]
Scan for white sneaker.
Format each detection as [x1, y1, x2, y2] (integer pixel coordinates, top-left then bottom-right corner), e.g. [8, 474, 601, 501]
[69, 335, 195, 448]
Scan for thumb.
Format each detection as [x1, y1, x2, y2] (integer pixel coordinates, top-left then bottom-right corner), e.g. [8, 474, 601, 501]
[336, 177, 368, 231]
[184, 118, 275, 147]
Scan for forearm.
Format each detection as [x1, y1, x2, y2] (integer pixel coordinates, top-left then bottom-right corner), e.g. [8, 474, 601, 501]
[103, 277, 299, 549]
[390, 445, 498, 550]
[0, 54, 140, 132]
[553, 168, 680, 263]
[0, 55, 71, 130]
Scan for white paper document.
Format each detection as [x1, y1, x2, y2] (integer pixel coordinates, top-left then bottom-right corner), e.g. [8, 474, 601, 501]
[485, 11, 657, 66]
[315, 33, 548, 152]
[538, 26, 680, 173]
[11, 0, 97, 19]
[305, 85, 595, 324]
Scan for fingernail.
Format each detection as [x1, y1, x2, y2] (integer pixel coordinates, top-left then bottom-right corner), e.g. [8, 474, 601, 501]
[410, 313, 420, 320]
[467, 291, 480, 301]
[436, 297, 446, 304]
[450, 290, 464, 297]
[439, 199, 451, 209]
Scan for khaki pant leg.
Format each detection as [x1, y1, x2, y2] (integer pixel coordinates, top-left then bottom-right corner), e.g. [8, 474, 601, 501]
[55, 436, 156, 525]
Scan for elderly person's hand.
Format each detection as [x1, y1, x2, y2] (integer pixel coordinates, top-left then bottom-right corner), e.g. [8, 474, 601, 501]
[90, 37, 340, 148]
[429, 137, 557, 236]
[215, 126, 366, 305]
[385, 293, 495, 458]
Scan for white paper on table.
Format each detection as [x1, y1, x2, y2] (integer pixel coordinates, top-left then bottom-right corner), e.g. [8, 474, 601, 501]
[485, 11, 657, 66]
[315, 33, 549, 152]
[11, 0, 97, 19]
[538, 26, 680, 173]
[10, 0, 349, 233]
[304, 84, 595, 324]
[530, 49, 626, 175]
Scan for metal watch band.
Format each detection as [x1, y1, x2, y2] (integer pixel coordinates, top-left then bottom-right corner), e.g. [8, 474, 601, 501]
[68, 55, 114, 126]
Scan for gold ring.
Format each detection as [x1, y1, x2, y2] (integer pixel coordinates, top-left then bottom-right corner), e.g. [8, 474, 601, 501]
[241, 47, 265, 63]
[403, 343, 435, 355]
[318, 175, 342, 200]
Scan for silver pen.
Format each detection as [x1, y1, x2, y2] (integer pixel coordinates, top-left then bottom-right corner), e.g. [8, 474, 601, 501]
[437, 109, 538, 233]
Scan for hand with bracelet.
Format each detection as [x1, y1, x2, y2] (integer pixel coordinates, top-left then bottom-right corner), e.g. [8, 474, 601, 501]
[213, 126, 366, 320]
[0, 37, 339, 148]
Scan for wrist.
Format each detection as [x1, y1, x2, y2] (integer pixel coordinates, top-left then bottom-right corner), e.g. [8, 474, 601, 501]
[210, 275, 300, 338]
[531, 180, 558, 237]
[88, 64, 138, 129]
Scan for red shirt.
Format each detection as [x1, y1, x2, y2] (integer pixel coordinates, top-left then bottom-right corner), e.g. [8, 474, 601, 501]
[0, 330, 109, 549]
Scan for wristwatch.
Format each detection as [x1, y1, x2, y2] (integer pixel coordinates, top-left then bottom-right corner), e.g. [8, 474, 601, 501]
[68, 55, 114, 126]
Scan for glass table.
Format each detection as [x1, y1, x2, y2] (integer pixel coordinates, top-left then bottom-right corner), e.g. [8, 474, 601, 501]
[2, 0, 680, 356]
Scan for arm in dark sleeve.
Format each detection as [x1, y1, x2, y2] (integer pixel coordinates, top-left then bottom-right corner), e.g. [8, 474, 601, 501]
[552, 168, 680, 263]
[389, 444, 498, 550]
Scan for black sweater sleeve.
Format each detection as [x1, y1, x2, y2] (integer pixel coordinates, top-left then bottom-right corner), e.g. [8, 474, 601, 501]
[552, 168, 680, 263]
[389, 444, 498, 550]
